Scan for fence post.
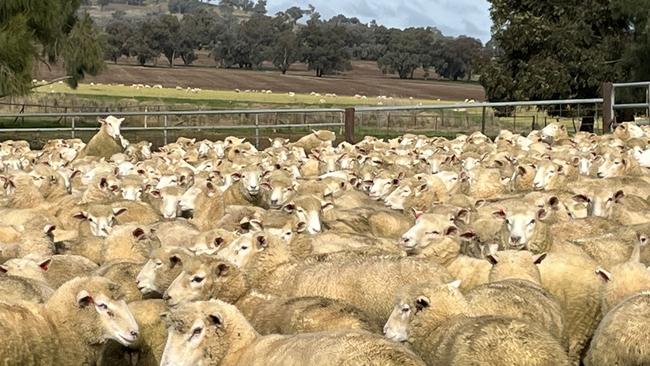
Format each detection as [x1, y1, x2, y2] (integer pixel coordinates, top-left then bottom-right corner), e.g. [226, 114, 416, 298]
[481, 106, 486, 134]
[163, 115, 168, 145]
[344, 108, 355, 143]
[255, 114, 260, 148]
[71, 117, 75, 139]
[602, 82, 614, 132]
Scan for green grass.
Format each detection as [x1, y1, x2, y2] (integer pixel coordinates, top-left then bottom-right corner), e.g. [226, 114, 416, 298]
[33, 83, 454, 108]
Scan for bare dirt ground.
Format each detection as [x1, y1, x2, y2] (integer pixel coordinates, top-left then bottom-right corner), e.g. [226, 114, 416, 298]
[35, 55, 485, 101]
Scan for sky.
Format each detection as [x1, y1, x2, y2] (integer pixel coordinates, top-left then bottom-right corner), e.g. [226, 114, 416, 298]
[266, 0, 493, 43]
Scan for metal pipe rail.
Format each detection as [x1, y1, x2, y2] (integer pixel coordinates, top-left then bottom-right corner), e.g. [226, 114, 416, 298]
[0, 108, 346, 118]
[355, 98, 603, 112]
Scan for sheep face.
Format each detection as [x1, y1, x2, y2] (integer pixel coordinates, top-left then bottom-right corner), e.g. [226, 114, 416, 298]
[282, 195, 332, 235]
[77, 289, 140, 346]
[161, 301, 238, 366]
[263, 181, 296, 209]
[151, 186, 185, 219]
[216, 233, 267, 268]
[121, 183, 143, 201]
[533, 161, 563, 190]
[136, 247, 188, 296]
[369, 178, 398, 200]
[384, 281, 462, 343]
[101, 116, 125, 140]
[0, 256, 50, 283]
[573, 189, 622, 218]
[494, 208, 548, 250]
[434, 171, 460, 192]
[74, 207, 127, 237]
[399, 214, 457, 253]
[597, 156, 627, 178]
[164, 257, 226, 307]
[233, 167, 262, 196]
[155, 175, 179, 189]
[384, 183, 413, 210]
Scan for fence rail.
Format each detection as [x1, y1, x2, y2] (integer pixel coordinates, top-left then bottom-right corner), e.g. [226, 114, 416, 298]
[0, 98, 607, 148]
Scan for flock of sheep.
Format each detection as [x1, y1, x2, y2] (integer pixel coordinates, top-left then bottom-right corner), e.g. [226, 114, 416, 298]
[1, 115, 650, 365]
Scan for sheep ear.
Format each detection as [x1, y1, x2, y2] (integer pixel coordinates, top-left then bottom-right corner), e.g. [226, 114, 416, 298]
[73, 211, 88, 220]
[132, 228, 146, 239]
[43, 224, 56, 236]
[214, 237, 225, 247]
[455, 208, 470, 224]
[460, 231, 476, 240]
[415, 296, 430, 311]
[76, 290, 94, 308]
[537, 208, 548, 221]
[445, 226, 458, 236]
[0, 265, 7, 273]
[169, 255, 182, 269]
[282, 203, 296, 214]
[547, 196, 559, 209]
[97, 118, 106, 125]
[159, 312, 169, 322]
[216, 263, 229, 277]
[113, 207, 128, 216]
[573, 194, 590, 203]
[613, 190, 625, 202]
[492, 209, 506, 220]
[447, 280, 462, 289]
[596, 268, 612, 282]
[321, 201, 334, 211]
[487, 254, 499, 265]
[256, 235, 268, 250]
[38, 258, 52, 271]
[208, 313, 223, 327]
[295, 222, 307, 233]
[533, 252, 547, 264]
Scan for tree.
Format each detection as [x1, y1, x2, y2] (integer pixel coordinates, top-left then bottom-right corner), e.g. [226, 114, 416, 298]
[435, 36, 483, 81]
[104, 16, 134, 63]
[481, 1, 629, 102]
[130, 17, 163, 66]
[1, 0, 105, 97]
[157, 15, 182, 67]
[299, 14, 351, 77]
[377, 28, 424, 79]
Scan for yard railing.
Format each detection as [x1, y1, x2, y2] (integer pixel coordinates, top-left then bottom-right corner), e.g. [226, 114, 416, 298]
[3, 86, 649, 148]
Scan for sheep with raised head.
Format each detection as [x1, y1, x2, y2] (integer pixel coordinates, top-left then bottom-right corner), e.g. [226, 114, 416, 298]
[76, 116, 125, 160]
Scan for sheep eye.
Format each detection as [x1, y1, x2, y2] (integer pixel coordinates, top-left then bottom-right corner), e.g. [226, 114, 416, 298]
[529, 219, 536, 225]
[98, 303, 108, 310]
[241, 246, 248, 250]
[192, 327, 202, 336]
[155, 260, 163, 266]
[505, 219, 510, 225]
[401, 306, 410, 313]
[427, 231, 440, 236]
[191, 276, 204, 283]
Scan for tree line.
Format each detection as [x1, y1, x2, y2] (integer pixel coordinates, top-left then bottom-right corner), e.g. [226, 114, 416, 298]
[102, 0, 487, 80]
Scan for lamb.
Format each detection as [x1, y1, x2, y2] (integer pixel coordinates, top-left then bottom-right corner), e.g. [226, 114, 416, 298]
[95, 260, 145, 303]
[584, 292, 650, 366]
[166, 231, 453, 326]
[160, 299, 426, 366]
[76, 116, 125, 160]
[383, 281, 570, 366]
[0, 276, 139, 366]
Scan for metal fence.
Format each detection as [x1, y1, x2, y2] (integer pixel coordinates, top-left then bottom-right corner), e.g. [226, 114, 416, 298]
[0, 96, 619, 149]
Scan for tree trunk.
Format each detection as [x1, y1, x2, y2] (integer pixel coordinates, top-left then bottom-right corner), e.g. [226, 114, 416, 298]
[170, 50, 175, 68]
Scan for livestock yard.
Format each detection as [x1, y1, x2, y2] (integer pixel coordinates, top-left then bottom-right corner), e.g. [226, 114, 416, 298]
[1, 115, 650, 366]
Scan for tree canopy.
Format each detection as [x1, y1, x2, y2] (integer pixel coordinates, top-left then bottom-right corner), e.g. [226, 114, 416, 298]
[0, 0, 104, 96]
[480, 0, 643, 102]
